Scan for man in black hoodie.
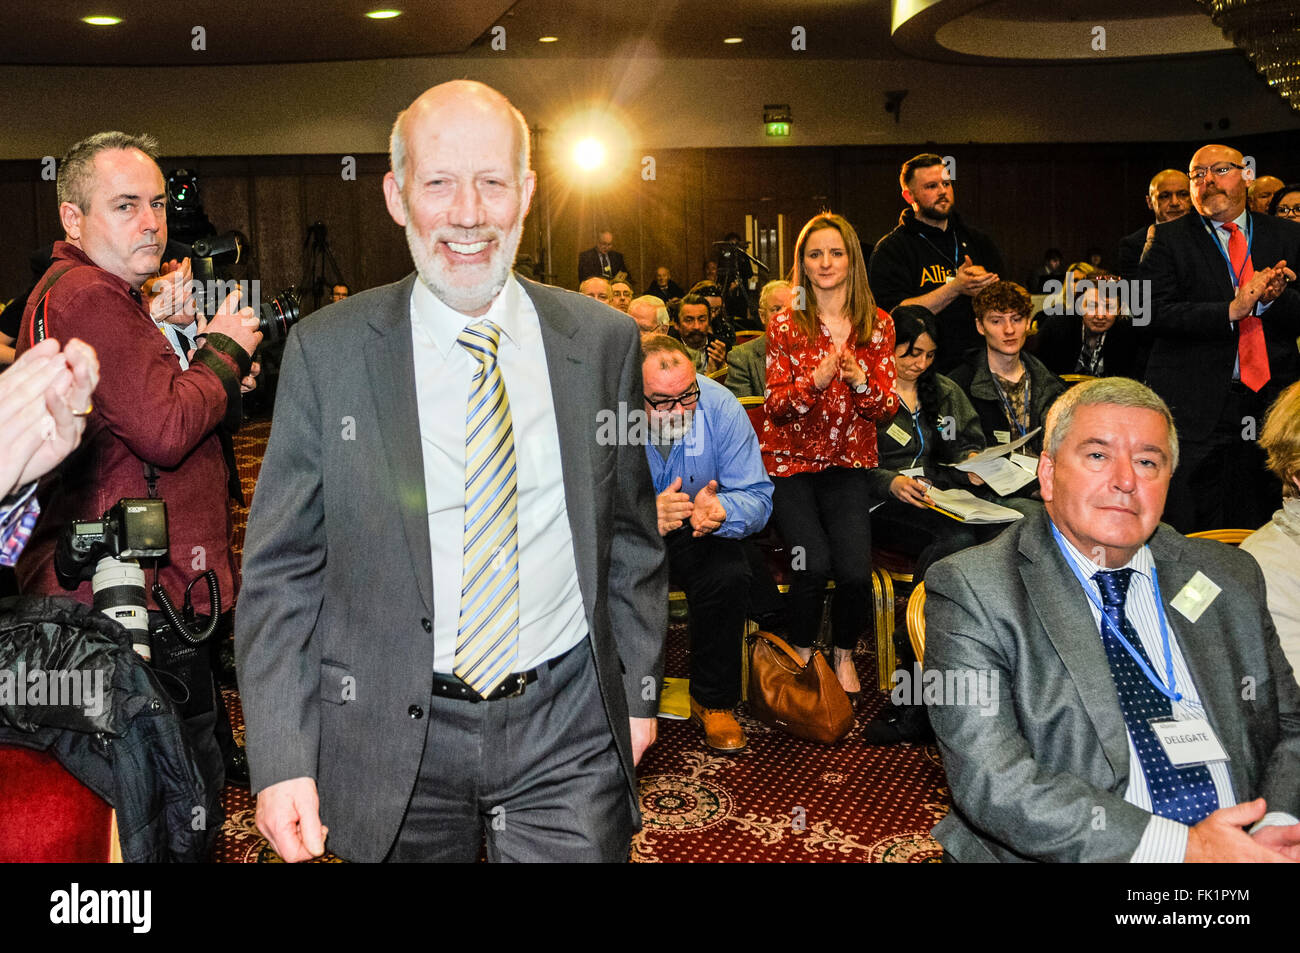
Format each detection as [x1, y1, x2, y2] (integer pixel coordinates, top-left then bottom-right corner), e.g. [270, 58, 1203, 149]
[870, 153, 1004, 372]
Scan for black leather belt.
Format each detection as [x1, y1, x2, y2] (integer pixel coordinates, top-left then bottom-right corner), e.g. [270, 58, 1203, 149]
[431, 643, 578, 703]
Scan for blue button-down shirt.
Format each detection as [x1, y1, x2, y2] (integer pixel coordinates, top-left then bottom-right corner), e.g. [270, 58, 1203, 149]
[644, 375, 772, 539]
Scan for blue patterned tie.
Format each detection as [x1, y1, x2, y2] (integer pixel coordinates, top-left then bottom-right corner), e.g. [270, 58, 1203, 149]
[454, 320, 520, 696]
[1093, 569, 1218, 825]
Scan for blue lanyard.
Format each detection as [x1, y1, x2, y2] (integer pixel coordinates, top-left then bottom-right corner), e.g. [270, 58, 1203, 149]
[1050, 522, 1183, 703]
[898, 396, 926, 468]
[1200, 215, 1253, 291]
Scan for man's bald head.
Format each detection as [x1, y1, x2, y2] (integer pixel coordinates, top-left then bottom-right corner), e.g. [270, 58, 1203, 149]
[389, 80, 530, 190]
[1249, 174, 1285, 214]
[1146, 169, 1190, 224]
[1188, 144, 1250, 223]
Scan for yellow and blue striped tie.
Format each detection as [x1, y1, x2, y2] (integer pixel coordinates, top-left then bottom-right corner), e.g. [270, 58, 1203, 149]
[454, 320, 520, 696]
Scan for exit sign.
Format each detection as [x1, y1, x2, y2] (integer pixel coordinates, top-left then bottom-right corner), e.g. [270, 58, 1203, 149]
[765, 121, 790, 137]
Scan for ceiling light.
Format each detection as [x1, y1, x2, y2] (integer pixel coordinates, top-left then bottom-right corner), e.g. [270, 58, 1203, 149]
[365, 9, 402, 19]
[82, 15, 122, 26]
[539, 36, 558, 43]
[723, 37, 743, 44]
[573, 138, 606, 172]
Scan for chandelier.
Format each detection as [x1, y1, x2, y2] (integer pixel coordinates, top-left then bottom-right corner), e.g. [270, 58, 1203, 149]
[1200, 0, 1300, 113]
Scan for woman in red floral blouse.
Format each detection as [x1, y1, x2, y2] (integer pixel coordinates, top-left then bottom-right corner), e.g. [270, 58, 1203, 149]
[760, 213, 897, 692]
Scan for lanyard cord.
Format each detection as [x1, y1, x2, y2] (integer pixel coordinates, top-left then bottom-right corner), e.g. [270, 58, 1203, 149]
[1199, 214, 1253, 291]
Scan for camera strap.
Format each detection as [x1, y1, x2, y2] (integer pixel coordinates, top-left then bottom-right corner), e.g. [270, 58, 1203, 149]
[26, 263, 77, 347]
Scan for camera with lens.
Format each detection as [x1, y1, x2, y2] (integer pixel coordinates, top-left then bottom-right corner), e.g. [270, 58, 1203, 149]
[189, 234, 302, 346]
[56, 499, 167, 659]
[56, 499, 223, 665]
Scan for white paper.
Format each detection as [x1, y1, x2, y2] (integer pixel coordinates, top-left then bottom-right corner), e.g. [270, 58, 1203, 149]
[924, 487, 1024, 524]
[949, 428, 1042, 468]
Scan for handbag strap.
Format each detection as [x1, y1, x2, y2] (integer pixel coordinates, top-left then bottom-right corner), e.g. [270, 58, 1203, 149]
[751, 629, 810, 669]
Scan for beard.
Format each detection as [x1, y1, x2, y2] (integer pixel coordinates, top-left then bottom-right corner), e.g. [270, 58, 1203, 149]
[651, 409, 695, 442]
[404, 213, 524, 315]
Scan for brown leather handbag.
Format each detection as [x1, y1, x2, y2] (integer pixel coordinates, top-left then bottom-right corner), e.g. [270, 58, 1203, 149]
[747, 631, 855, 744]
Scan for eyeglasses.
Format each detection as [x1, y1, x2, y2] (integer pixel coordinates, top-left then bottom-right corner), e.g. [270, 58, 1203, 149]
[644, 383, 700, 410]
[1276, 205, 1300, 217]
[1188, 163, 1244, 182]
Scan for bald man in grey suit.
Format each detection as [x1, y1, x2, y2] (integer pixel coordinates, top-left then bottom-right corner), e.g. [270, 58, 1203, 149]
[236, 81, 665, 863]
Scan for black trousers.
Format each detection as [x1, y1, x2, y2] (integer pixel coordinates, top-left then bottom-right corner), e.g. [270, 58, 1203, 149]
[871, 499, 981, 584]
[770, 467, 873, 650]
[1164, 385, 1280, 533]
[665, 528, 751, 709]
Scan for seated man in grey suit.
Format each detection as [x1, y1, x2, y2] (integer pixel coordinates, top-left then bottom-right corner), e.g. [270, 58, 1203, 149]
[236, 80, 666, 863]
[725, 279, 790, 399]
[926, 377, 1300, 862]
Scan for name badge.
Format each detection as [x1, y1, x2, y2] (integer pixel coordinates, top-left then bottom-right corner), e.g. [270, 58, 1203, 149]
[1150, 715, 1230, 768]
[1170, 571, 1221, 623]
[993, 430, 1011, 444]
[900, 466, 926, 478]
[886, 422, 912, 446]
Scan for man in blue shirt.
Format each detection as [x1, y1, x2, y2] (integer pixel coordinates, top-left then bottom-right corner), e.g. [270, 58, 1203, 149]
[642, 335, 772, 751]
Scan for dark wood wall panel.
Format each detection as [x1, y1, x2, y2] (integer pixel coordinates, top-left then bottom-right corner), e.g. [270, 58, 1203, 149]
[3, 131, 1297, 319]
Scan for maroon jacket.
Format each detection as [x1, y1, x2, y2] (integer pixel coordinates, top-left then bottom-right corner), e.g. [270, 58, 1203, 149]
[16, 242, 249, 615]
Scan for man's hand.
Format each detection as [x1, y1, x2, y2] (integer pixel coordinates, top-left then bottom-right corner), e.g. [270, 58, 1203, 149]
[1259, 259, 1295, 305]
[1251, 818, 1300, 861]
[953, 255, 998, 296]
[240, 361, 262, 395]
[1228, 263, 1291, 321]
[629, 716, 657, 766]
[705, 339, 727, 372]
[204, 286, 263, 357]
[255, 776, 329, 863]
[690, 479, 727, 536]
[837, 349, 866, 388]
[0, 337, 99, 498]
[655, 476, 693, 536]
[1185, 799, 1295, 862]
[890, 474, 931, 508]
[144, 258, 198, 326]
[811, 350, 839, 390]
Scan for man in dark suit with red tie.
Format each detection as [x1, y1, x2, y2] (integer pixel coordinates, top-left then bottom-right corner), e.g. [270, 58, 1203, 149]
[1142, 144, 1300, 532]
[577, 229, 629, 284]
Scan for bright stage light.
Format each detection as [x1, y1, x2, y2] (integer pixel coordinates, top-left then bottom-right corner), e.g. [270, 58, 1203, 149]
[573, 138, 606, 172]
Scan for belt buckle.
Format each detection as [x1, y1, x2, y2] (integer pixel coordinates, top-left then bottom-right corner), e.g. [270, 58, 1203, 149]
[501, 672, 528, 699]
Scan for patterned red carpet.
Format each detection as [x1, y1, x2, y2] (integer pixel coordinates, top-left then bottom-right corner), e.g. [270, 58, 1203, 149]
[217, 418, 951, 862]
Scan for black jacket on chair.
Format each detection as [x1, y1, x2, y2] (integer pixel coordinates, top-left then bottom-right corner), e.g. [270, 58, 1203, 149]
[0, 596, 222, 862]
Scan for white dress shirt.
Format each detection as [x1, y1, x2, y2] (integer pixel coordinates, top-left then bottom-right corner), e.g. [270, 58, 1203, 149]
[409, 274, 589, 674]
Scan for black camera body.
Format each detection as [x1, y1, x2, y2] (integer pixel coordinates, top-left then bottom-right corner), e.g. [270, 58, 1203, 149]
[56, 498, 167, 586]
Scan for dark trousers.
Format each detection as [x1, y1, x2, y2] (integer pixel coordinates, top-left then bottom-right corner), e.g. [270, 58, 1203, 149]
[385, 641, 635, 863]
[665, 529, 750, 708]
[1164, 385, 1280, 533]
[872, 499, 980, 584]
[770, 468, 873, 650]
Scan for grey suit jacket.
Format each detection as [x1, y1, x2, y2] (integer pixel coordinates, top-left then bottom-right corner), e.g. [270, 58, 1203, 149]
[925, 506, 1300, 862]
[234, 273, 667, 863]
[724, 336, 766, 400]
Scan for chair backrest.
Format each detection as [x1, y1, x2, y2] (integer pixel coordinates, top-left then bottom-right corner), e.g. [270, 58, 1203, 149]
[734, 330, 764, 345]
[1060, 373, 1097, 387]
[907, 582, 927, 667]
[707, 365, 728, 383]
[738, 395, 765, 436]
[1187, 528, 1254, 546]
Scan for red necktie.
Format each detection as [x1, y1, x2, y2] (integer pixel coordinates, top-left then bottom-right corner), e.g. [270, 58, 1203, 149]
[1223, 222, 1270, 391]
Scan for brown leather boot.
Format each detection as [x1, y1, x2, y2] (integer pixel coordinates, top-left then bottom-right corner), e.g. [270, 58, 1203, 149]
[690, 699, 748, 752]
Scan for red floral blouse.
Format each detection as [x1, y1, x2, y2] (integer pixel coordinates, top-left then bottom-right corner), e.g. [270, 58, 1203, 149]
[760, 307, 898, 476]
